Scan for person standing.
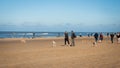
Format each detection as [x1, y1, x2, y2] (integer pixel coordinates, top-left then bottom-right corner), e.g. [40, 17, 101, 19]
[71, 31, 76, 46]
[110, 33, 114, 43]
[118, 33, 120, 43]
[99, 33, 103, 42]
[116, 32, 120, 43]
[64, 31, 70, 45]
[32, 33, 35, 39]
[94, 33, 99, 43]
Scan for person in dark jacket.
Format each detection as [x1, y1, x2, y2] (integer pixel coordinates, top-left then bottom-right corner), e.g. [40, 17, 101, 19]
[110, 33, 114, 43]
[94, 33, 98, 43]
[64, 31, 70, 45]
[71, 31, 76, 46]
[99, 33, 103, 42]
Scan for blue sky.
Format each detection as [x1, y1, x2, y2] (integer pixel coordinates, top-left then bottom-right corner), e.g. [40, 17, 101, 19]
[0, 0, 120, 32]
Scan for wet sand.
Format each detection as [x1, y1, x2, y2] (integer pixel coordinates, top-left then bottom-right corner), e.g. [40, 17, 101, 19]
[0, 37, 120, 68]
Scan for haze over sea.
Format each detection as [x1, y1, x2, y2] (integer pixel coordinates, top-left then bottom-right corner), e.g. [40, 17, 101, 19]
[0, 0, 120, 32]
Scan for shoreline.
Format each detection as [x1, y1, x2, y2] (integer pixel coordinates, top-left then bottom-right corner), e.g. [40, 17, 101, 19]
[0, 36, 113, 39]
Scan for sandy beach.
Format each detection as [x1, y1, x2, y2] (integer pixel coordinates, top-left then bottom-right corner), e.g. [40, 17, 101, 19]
[0, 37, 120, 68]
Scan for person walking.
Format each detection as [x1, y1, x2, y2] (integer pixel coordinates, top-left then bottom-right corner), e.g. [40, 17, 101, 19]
[71, 31, 76, 46]
[64, 31, 70, 45]
[94, 33, 98, 43]
[110, 33, 114, 43]
[116, 32, 120, 43]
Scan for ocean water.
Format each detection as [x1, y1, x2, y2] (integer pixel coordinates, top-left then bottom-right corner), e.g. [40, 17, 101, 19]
[0, 31, 116, 38]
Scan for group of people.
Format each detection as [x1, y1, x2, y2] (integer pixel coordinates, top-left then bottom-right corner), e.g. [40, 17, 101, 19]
[94, 33, 103, 43]
[110, 33, 120, 43]
[94, 32, 120, 44]
[64, 31, 120, 46]
[64, 31, 76, 46]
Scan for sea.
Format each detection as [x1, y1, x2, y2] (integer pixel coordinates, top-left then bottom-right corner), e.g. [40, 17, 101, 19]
[0, 31, 117, 38]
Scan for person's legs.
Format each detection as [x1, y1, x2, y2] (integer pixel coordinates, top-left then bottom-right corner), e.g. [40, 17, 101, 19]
[97, 38, 98, 42]
[100, 38, 103, 42]
[111, 38, 113, 43]
[67, 39, 70, 45]
[95, 38, 97, 42]
[64, 38, 67, 45]
[101, 38, 103, 41]
[72, 39, 75, 46]
[71, 39, 73, 46]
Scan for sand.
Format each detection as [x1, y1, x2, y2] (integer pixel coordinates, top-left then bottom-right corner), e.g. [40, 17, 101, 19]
[0, 37, 120, 68]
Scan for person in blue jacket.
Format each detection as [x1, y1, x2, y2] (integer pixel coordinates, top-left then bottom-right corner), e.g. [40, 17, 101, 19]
[94, 33, 98, 43]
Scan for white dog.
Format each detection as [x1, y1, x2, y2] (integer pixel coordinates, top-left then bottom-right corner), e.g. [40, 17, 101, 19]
[21, 39, 26, 43]
[52, 40, 56, 47]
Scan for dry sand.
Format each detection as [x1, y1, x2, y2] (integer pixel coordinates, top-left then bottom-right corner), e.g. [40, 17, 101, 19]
[0, 37, 120, 68]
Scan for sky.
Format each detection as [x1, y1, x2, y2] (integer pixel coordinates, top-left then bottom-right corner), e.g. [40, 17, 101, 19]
[0, 0, 120, 32]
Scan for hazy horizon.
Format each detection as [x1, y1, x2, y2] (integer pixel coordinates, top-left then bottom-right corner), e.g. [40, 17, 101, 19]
[0, 0, 120, 32]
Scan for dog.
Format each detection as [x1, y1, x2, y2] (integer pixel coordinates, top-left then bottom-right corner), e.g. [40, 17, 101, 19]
[52, 40, 56, 47]
[98, 40, 101, 43]
[21, 39, 26, 43]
